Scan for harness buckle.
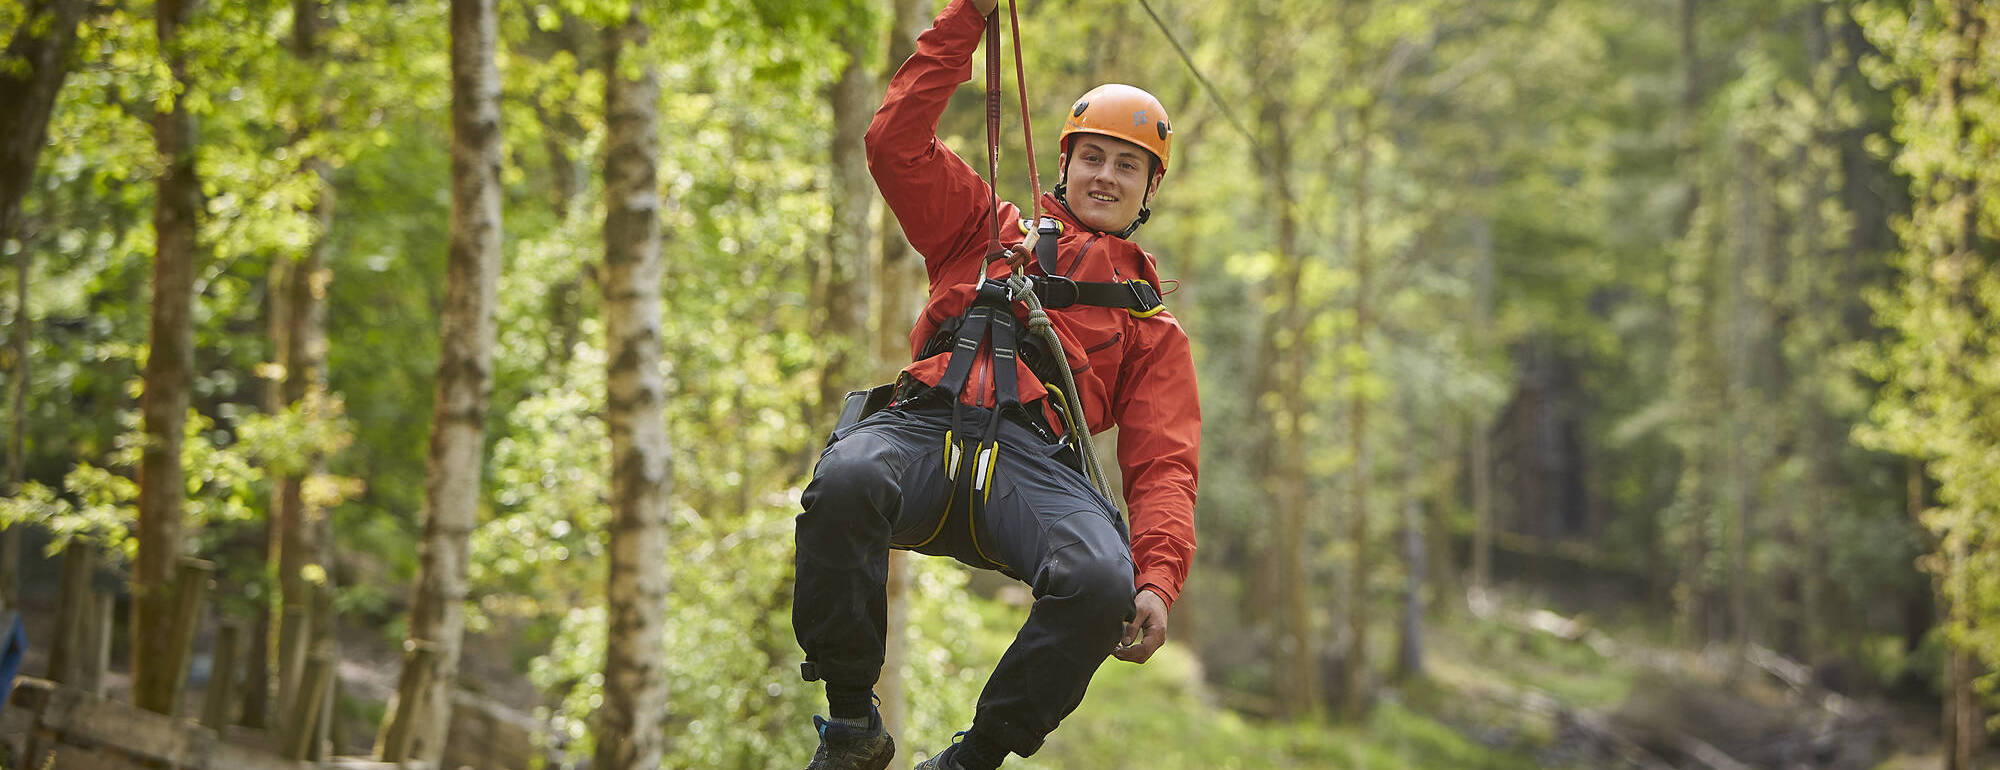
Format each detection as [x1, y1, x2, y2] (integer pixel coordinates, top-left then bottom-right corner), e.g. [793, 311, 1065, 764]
[1125, 279, 1166, 317]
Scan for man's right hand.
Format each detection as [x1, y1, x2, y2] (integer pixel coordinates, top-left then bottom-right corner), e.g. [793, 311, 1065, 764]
[972, 0, 999, 16]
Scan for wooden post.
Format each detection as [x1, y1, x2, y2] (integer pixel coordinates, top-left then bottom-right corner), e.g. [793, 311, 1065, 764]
[202, 621, 242, 732]
[275, 603, 309, 742]
[164, 557, 213, 718]
[311, 583, 337, 761]
[77, 590, 115, 696]
[375, 639, 436, 761]
[46, 542, 93, 683]
[325, 674, 345, 759]
[287, 647, 333, 760]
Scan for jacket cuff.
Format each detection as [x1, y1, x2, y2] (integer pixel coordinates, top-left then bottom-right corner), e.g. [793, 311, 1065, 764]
[1135, 572, 1180, 610]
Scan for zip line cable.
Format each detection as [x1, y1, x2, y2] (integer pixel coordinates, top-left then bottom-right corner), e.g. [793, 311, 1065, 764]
[1132, 0, 1330, 252]
[1133, 0, 1262, 158]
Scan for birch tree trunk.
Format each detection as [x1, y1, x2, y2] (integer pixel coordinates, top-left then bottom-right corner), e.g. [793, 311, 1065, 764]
[377, 0, 501, 760]
[595, 5, 670, 767]
[1, 0, 88, 607]
[132, 0, 202, 717]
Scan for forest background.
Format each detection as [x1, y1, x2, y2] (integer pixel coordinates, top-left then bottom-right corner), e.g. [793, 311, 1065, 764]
[1, 0, 1998, 767]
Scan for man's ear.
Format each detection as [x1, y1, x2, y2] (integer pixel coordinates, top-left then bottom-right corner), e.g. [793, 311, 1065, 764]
[1057, 152, 1069, 184]
[1144, 169, 1163, 204]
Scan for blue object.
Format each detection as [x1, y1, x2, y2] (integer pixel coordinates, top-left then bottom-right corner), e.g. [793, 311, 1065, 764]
[0, 611, 24, 707]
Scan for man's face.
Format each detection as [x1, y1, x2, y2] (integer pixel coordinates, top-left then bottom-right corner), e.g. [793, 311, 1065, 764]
[1062, 135, 1161, 234]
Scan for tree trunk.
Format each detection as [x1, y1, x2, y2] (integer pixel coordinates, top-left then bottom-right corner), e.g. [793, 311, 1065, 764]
[1257, 89, 1318, 718]
[1396, 399, 1424, 682]
[133, 0, 202, 717]
[1725, 137, 1755, 654]
[377, 0, 502, 760]
[1670, 0, 1716, 649]
[1468, 207, 1494, 599]
[4, 225, 23, 612]
[0, 0, 87, 256]
[276, 0, 339, 737]
[1342, 102, 1374, 721]
[875, 0, 926, 747]
[1945, 543, 1981, 770]
[0, 0, 87, 610]
[595, 5, 671, 768]
[247, 256, 291, 730]
[818, 21, 876, 428]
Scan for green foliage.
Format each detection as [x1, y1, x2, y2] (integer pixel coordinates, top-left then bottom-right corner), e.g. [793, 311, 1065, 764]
[1855, 0, 2000, 716]
[0, 409, 262, 559]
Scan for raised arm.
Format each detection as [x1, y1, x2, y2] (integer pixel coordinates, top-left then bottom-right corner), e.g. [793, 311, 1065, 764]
[864, 0, 1017, 287]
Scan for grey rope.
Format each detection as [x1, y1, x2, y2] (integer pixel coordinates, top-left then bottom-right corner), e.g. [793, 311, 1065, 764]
[1006, 272, 1114, 500]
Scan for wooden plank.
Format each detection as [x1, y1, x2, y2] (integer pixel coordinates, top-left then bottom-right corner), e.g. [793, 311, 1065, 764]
[167, 557, 215, 718]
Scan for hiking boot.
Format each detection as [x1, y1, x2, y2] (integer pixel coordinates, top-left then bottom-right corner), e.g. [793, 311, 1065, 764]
[912, 745, 960, 770]
[911, 733, 966, 770]
[806, 713, 895, 770]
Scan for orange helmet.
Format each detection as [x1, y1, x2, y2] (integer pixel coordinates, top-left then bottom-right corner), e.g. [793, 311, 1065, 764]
[1059, 84, 1173, 175]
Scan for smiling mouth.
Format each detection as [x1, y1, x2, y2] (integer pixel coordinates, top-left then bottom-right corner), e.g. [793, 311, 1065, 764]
[1087, 192, 1119, 203]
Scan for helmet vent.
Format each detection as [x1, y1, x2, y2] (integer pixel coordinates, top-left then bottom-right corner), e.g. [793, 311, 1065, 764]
[1157, 121, 1170, 140]
[1073, 101, 1089, 117]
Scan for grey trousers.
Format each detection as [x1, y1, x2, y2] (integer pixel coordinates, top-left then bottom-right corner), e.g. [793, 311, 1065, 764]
[794, 397, 1135, 757]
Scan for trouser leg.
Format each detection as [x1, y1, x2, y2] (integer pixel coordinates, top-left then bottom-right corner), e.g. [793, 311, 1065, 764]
[792, 408, 949, 701]
[966, 420, 1136, 758]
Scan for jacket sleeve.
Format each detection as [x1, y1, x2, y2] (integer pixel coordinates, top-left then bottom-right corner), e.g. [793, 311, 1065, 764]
[1110, 311, 1200, 609]
[864, 0, 1006, 289]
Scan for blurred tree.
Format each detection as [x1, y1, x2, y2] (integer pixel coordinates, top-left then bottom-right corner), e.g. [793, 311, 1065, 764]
[378, 0, 503, 760]
[132, 0, 201, 716]
[1857, 0, 2000, 762]
[595, 1, 671, 766]
[0, 0, 89, 610]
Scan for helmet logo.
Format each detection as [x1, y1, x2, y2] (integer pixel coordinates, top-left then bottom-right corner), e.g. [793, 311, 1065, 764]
[1132, 110, 1149, 126]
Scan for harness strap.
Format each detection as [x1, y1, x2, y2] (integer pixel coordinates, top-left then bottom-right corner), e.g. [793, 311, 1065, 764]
[1022, 217, 1166, 316]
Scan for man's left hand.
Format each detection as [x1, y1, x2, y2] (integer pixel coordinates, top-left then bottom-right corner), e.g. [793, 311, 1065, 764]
[1113, 588, 1168, 664]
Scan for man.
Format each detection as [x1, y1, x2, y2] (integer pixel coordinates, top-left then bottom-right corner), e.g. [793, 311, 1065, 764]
[794, 0, 1199, 767]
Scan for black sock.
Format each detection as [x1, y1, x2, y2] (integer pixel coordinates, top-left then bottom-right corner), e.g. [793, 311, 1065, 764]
[826, 686, 875, 723]
[952, 729, 1007, 770]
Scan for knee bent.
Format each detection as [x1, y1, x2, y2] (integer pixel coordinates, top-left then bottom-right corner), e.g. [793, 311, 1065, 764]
[1039, 543, 1135, 620]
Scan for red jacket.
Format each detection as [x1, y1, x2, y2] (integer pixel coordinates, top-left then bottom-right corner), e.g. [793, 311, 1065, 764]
[864, 0, 1199, 608]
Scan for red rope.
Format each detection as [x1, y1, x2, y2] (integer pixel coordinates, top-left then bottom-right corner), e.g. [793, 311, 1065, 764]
[1006, 0, 1044, 225]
